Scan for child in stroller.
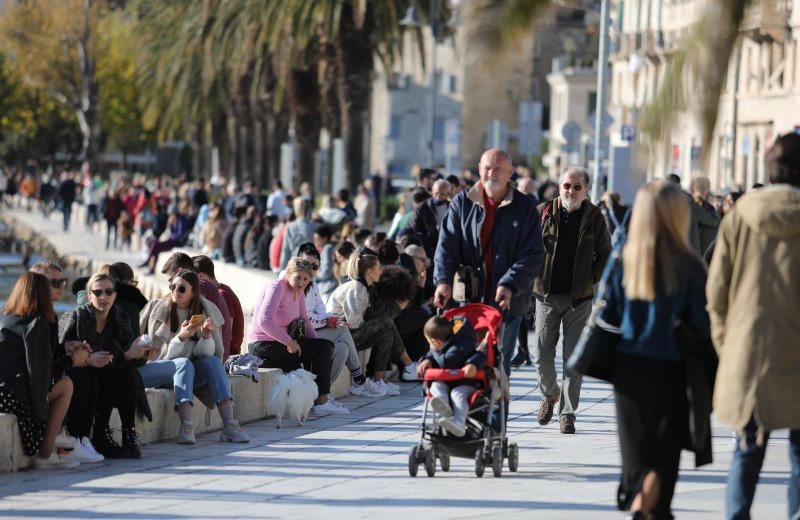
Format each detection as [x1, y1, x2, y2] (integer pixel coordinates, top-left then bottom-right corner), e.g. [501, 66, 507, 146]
[417, 315, 486, 437]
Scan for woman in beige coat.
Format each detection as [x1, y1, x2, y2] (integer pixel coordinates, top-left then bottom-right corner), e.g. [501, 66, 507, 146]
[706, 132, 800, 519]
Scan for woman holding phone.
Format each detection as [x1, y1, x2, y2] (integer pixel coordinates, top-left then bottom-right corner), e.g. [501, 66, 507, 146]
[59, 272, 153, 459]
[140, 270, 249, 444]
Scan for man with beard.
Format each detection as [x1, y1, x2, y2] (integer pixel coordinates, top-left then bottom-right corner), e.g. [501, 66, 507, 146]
[532, 167, 611, 434]
[434, 148, 545, 402]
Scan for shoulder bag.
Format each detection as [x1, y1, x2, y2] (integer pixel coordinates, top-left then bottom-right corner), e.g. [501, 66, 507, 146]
[453, 210, 503, 303]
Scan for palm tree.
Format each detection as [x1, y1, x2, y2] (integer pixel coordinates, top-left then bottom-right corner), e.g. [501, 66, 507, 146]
[461, 0, 749, 162]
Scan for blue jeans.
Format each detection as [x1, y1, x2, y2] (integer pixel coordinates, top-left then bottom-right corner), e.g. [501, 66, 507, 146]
[138, 357, 232, 406]
[726, 417, 800, 520]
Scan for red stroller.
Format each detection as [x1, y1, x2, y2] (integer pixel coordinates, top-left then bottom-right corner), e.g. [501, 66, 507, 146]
[408, 303, 519, 477]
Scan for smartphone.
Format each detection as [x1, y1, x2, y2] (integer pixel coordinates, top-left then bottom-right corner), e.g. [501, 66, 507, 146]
[190, 314, 204, 326]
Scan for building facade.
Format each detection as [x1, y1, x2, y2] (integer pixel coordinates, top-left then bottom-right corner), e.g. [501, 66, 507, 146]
[609, 0, 800, 191]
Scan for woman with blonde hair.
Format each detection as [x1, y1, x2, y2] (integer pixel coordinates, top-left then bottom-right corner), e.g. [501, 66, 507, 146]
[599, 181, 711, 520]
[327, 250, 418, 396]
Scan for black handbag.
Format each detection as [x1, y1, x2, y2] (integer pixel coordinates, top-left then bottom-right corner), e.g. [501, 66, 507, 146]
[287, 318, 306, 342]
[566, 253, 621, 383]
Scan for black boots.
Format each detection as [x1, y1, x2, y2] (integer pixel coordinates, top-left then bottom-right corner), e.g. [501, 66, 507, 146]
[121, 426, 142, 459]
[92, 426, 131, 459]
[510, 344, 533, 369]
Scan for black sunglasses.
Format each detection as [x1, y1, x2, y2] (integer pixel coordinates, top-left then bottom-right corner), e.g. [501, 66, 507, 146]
[168, 283, 188, 294]
[49, 278, 68, 289]
[90, 288, 116, 297]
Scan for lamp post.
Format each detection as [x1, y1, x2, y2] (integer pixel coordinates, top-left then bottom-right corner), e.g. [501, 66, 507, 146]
[400, 0, 439, 167]
[591, 0, 610, 203]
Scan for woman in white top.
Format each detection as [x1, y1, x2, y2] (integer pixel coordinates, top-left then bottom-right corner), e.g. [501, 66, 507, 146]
[326, 250, 418, 396]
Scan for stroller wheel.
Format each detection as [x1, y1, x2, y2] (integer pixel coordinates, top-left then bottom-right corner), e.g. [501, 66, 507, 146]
[508, 442, 519, 472]
[408, 445, 420, 477]
[424, 447, 436, 477]
[439, 452, 450, 472]
[492, 443, 503, 477]
[474, 449, 485, 478]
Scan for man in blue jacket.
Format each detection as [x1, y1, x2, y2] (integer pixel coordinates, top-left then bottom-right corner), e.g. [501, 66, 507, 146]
[433, 148, 545, 377]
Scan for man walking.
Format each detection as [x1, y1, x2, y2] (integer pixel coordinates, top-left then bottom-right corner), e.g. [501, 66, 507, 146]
[434, 148, 545, 378]
[707, 132, 800, 519]
[533, 167, 611, 434]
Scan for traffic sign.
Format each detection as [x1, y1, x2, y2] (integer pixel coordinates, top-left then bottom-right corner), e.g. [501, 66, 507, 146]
[621, 124, 635, 142]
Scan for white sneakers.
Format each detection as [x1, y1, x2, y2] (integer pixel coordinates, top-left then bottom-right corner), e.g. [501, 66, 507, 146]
[350, 378, 387, 398]
[380, 379, 401, 396]
[313, 398, 351, 415]
[54, 427, 74, 449]
[55, 429, 104, 463]
[34, 449, 80, 470]
[399, 362, 419, 382]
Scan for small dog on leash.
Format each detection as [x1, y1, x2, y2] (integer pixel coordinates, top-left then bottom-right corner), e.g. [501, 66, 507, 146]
[268, 369, 319, 428]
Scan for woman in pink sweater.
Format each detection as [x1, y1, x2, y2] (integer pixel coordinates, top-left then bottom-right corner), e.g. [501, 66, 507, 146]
[248, 257, 349, 416]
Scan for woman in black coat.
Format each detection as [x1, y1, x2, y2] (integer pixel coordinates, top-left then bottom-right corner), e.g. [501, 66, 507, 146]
[0, 273, 93, 469]
[59, 272, 152, 459]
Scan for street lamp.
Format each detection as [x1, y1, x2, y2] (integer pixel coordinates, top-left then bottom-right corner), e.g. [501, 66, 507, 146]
[591, 0, 610, 203]
[400, 0, 440, 168]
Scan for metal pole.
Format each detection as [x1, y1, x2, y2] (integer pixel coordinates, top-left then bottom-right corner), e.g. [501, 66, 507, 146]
[428, 0, 438, 167]
[592, 0, 610, 203]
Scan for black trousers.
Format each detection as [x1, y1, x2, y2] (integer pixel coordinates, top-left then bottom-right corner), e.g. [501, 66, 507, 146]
[250, 338, 334, 396]
[65, 367, 99, 438]
[95, 366, 137, 432]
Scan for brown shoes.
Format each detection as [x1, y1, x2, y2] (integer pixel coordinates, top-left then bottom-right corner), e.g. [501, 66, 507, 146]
[537, 396, 559, 425]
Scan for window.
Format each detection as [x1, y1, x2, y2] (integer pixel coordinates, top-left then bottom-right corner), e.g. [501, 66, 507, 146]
[587, 92, 597, 118]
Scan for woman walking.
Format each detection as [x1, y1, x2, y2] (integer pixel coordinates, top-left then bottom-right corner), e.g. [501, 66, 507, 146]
[600, 181, 712, 520]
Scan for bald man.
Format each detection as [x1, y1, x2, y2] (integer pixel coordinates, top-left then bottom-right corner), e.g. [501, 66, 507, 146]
[434, 148, 545, 395]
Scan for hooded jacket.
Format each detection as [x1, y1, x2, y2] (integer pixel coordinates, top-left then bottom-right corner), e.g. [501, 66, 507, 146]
[707, 185, 800, 432]
[434, 181, 545, 318]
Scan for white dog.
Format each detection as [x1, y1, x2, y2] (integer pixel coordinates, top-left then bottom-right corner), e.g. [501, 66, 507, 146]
[268, 369, 318, 428]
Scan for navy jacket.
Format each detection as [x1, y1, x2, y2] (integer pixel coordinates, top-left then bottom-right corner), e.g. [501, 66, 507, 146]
[421, 316, 487, 370]
[434, 181, 545, 317]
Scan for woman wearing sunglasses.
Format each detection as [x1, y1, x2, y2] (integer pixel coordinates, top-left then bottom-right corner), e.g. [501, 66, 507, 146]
[59, 273, 153, 459]
[140, 270, 250, 444]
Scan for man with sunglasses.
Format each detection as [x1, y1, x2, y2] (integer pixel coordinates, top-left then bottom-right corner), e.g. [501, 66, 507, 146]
[533, 166, 611, 434]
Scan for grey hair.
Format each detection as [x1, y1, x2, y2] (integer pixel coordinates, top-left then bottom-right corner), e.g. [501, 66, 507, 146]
[562, 166, 591, 186]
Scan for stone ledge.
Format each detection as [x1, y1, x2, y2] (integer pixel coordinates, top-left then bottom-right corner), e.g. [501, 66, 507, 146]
[0, 367, 291, 473]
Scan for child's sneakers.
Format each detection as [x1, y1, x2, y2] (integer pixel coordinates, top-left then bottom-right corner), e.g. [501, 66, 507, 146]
[438, 417, 467, 437]
[350, 378, 386, 398]
[429, 396, 453, 418]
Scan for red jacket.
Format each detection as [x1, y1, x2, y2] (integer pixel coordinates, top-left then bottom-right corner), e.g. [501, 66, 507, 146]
[218, 283, 244, 356]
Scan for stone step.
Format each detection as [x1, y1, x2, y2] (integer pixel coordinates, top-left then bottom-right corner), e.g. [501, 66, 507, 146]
[1, 361, 365, 473]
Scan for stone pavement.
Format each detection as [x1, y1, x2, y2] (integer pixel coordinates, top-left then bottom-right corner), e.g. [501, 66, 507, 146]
[0, 205, 793, 518]
[0, 363, 792, 519]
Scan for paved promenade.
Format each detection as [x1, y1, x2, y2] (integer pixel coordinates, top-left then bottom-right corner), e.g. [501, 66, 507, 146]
[0, 207, 793, 519]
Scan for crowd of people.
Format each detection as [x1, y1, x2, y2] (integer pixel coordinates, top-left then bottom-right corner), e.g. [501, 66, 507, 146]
[1, 136, 798, 520]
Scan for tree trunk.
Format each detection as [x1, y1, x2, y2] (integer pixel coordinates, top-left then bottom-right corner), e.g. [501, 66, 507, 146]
[211, 112, 229, 179]
[336, 1, 374, 192]
[320, 39, 341, 194]
[80, 0, 101, 177]
[289, 49, 322, 193]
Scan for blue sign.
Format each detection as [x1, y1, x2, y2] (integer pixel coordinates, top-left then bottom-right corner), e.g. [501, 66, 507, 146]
[621, 125, 635, 142]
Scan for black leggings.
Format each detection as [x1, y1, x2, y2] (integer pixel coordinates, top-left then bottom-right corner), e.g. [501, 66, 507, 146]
[65, 367, 99, 438]
[250, 338, 334, 396]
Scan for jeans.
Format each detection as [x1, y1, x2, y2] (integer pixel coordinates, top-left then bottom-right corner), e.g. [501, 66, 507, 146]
[138, 357, 232, 406]
[62, 203, 72, 231]
[106, 220, 118, 249]
[138, 358, 195, 407]
[533, 295, 592, 418]
[726, 417, 800, 520]
[500, 316, 523, 376]
[315, 326, 359, 382]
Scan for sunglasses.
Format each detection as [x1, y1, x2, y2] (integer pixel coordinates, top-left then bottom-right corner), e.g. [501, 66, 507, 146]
[562, 183, 583, 192]
[49, 278, 68, 289]
[169, 283, 189, 294]
[90, 288, 116, 297]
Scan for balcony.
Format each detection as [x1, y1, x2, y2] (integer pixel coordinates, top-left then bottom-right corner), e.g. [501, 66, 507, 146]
[740, 0, 791, 42]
